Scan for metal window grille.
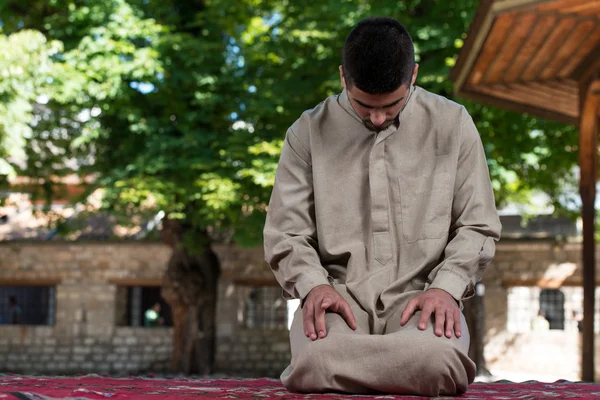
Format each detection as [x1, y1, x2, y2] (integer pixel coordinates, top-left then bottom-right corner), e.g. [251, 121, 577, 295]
[116, 286, 173, 327]
[243, 286, 287, 330]
[539, 289, 565, 330]
[0, 286, 55, 325]
[507, 286, 600, 333]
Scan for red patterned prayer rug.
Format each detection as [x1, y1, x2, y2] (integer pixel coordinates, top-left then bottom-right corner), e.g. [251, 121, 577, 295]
[1, 375, 600, 399]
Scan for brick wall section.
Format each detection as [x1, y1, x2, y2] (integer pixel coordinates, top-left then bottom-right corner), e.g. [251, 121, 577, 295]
[481, 241, 600, 379]
[3, 239, 595, 378]
[0, 241, 173, 374]
[216, 329, 290, 378]
[214, 275, 291, 378]
[0, 241, 291, 377]
[0, 326, 172, 374]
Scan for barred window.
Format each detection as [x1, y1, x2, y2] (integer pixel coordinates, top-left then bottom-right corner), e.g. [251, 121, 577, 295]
[507, 286, 600, 333]
[540, 289, 565, 330]
[115, 286, 172, 327]
[241, 286, 287, 330]
[0, 286, 55, 326]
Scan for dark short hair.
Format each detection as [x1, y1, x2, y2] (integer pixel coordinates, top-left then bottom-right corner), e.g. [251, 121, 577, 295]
[9, 296, 16, 303]
[342, 17, 415, 94]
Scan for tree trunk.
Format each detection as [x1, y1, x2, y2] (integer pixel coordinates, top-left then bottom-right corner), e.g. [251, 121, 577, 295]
[465, 286, 491, 377]
[160, 217, 220, 375]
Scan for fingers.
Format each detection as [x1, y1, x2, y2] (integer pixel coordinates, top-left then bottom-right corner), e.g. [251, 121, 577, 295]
[454, 308, 462, 338]
[419, 303, 433, 331]
[331, 300, 357, 331]
[444, 309, 454, 339]
[302, 302, 317, 340]
[302, 287, 357, 340]
[314, 298, 327, 339]
[400, 299, 418, 326]
[302, 301, 317, 341]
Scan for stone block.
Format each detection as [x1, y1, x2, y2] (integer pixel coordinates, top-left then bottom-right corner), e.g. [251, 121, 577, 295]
[74, 346, 91, 354]
[113, 362, 125, 370]
[82, 362, 94, 370]
[125, 337, 137, 345]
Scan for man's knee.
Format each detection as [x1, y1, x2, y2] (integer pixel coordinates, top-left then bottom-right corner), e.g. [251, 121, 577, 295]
[413, 337, 474, 396]
[284, 337, 332, 392]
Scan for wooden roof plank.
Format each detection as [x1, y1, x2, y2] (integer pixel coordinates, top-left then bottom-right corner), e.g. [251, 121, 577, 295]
[483, 13, 538, 84]
[505, 83, 579, 110]
[468, 13, 519, 86]
[526, 81, 579, 100]
[460, 87, 577, 124]
[544, 78, 580, 93]
[503, 14, 558, 82]
[541, 20, 595, 79]
[575, 6, 600, 17]
[477, 83, 578, 116]
[522, 16, 579, 81]
[560, 24, 600, 77]
[561, 0, 600, 14]
[536, 0, 592, 11]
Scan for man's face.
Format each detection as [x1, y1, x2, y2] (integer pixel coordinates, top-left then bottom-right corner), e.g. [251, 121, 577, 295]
[340, 64, 418, 132]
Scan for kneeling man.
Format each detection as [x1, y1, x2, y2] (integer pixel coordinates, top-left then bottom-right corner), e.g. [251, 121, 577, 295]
[263, 16, 501, 397]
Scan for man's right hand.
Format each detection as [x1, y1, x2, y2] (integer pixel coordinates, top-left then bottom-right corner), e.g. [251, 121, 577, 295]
[302, 284, 357, 340]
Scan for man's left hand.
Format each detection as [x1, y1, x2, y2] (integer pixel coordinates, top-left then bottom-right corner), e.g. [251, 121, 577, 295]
[400, 288, 461, 339]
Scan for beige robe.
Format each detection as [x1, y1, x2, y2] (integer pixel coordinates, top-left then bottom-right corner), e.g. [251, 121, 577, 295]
[263, 86, 501, 396]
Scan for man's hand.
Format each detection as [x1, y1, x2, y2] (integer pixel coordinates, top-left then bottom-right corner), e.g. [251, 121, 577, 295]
[302, 284, 357, 340]
[400, 288, 461, 339]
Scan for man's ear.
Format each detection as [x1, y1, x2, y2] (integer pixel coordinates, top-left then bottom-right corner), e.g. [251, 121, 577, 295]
[339, 65, 346, 89]
[411, 63, 419, 86]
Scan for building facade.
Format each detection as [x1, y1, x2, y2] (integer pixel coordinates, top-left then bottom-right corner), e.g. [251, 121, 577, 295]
[0, 215, 597, 380]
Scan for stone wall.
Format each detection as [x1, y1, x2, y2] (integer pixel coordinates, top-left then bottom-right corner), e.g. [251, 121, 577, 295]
[480, 240, 599, 380]
[0, 325, 172, 374]
[1, 239, 597, 379]
[0, 241, 292, 377]
[0, 241, 173, 375]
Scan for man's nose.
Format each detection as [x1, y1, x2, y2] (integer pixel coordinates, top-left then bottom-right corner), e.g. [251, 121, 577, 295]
[370, 111, 386, 126]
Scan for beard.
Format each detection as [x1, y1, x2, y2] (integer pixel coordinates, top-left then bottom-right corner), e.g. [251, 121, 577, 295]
[363, 118, 396, 132]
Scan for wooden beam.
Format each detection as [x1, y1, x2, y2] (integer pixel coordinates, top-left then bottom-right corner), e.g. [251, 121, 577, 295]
[0, 279, 61, 286]
[537, 0, 597, 11]
[108, 278, 163, 287]
[469, 14, 518, 86]
[492, 0, 553, 13]
[451, 0, 496, 89]
[579, 79, 600, 382]
[522, 16, 577, 81]
[503, 14, 558, 83]
[540, 20, 594, 80]
[484, 13, 538, 84]
[475, 83, 578, 118]
[561, 24, 600, 78]
[457, 88, 578, 124]
[562, 0, 600, 14]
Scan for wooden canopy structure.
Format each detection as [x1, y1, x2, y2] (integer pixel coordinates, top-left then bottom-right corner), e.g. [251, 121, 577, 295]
[451, 0, 600, 381]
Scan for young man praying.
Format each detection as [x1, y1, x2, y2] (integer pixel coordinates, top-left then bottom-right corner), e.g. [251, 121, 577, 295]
[264, 17, 501, 397]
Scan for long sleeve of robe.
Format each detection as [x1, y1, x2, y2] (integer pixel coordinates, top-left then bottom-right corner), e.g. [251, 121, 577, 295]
[263, 86, 502, 311]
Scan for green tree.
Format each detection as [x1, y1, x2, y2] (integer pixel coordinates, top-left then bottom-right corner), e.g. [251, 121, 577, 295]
[0, 0, 580, 374]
